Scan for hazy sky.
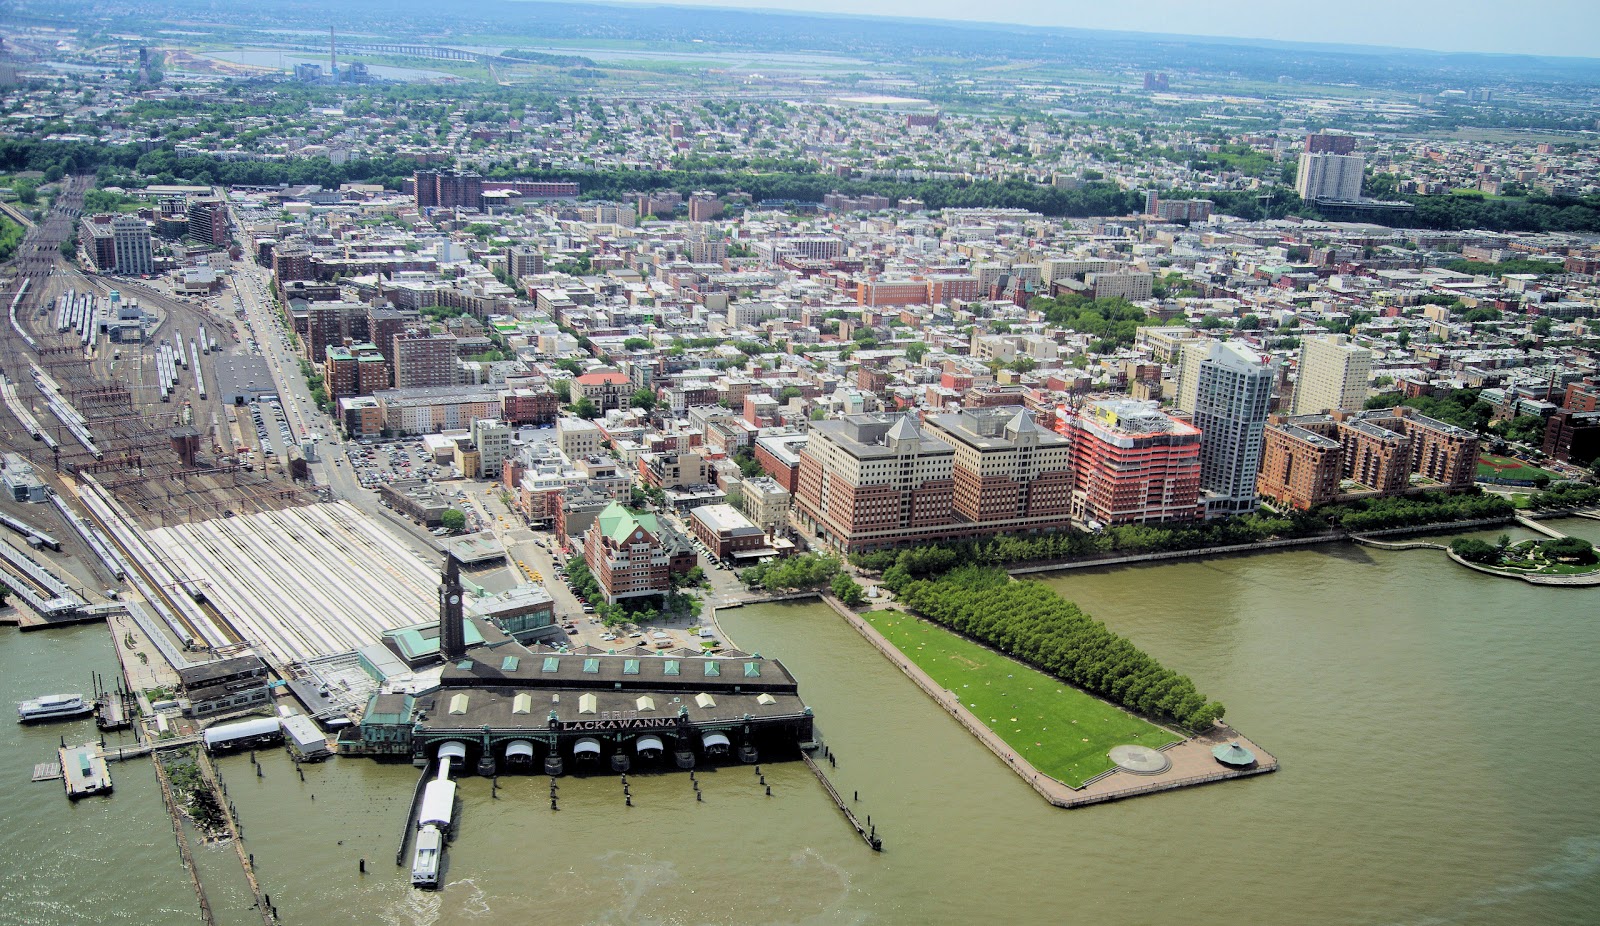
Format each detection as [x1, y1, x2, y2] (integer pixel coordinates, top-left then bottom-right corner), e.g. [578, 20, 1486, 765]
[598, 0, 1600, 58]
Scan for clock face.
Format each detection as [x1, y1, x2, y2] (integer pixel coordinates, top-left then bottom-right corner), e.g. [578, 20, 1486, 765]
[449, 595, 460, 604]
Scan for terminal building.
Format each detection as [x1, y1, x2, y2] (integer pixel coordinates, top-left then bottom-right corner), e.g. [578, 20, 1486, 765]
[350, 555, 813, 775]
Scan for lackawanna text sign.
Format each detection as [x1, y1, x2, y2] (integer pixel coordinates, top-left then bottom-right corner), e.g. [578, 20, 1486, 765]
[553, 713, 682, 733]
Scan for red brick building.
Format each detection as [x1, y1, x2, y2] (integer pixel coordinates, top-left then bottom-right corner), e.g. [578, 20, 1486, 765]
[1057, 400, 1203, 526]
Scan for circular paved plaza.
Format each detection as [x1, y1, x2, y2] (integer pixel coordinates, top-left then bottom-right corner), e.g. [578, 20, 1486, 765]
[1108, 744, 1171, 775]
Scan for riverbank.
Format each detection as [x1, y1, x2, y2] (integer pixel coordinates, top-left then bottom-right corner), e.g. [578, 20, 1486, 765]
[995, 516, 1517, 577]
[1350, 522, 1600, 587]
[1445, 548, 1600, 586]
[818, 594, 1277, 808]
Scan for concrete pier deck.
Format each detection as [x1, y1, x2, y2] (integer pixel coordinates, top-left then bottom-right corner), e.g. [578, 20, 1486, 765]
[60, 743, 113, 799]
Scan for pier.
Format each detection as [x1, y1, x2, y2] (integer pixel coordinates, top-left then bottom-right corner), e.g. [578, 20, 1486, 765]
[152, 749, 217, 926]
[199, 750, 277, 925]
[59, 743, 113, 798]
[802, 751, 882, 851]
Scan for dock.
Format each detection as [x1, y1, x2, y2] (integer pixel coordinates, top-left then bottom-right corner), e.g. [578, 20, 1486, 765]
[96, 691, 134, 730]
[32, 761, 61, 781]
[802, 751, 882, 851]
[60, 743, 113, 799]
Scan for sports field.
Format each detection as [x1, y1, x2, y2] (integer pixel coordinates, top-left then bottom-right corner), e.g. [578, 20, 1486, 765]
[1477, 453, 1559, 481]
[861, 609, 1180, 787]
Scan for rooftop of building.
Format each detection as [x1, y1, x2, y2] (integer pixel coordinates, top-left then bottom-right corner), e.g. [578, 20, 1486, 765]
[595, 501, 662, 546]
[926, 406, 1067, 451]
[1077, 399, 1201, 439]
[691, 503, 761, 535]
[809, 412, 954, 459]
[439, 648, 799, 694]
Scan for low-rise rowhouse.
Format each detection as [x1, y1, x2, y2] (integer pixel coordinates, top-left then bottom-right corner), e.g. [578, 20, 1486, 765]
[372, 384, 503, 436]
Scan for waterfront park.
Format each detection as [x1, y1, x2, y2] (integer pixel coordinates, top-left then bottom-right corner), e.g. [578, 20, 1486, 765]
[859, 608, 1181, 787]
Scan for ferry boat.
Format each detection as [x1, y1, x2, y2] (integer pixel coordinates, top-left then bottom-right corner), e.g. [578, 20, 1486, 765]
[411, 824, 442, 889]
[17, 693, 94, 723]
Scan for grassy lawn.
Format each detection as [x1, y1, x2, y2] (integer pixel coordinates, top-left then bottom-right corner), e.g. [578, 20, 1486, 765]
[861, 609, 1179, 787]
[1477, 454, 1560, 481]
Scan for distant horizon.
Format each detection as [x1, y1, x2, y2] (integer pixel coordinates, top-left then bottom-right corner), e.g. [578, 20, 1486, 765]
[510, 0, 1600, 60]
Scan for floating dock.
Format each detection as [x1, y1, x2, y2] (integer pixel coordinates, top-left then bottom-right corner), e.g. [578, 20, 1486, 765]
[60, 743, 113, 799]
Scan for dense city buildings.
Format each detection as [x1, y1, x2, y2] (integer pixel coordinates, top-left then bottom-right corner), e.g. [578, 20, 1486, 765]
[4, 5, 1600, 920]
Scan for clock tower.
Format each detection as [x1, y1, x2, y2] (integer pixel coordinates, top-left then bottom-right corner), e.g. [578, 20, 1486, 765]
[438, 553, 466, 662]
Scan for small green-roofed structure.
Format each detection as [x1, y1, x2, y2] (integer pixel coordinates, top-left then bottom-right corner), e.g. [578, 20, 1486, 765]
[501, 656, 520, 672]
[381, 620, 489, 663]
[704, 661, 721, 677]
[623, 659, 640, 675]
[542, 656, 560, 672]
[583, 657, 600, 673]
[1212, 741, 1257, 767]
[664, 660, 680, 676]
[744, 662, 761, 678]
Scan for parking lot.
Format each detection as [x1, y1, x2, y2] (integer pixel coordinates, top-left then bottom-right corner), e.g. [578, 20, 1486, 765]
[243, 396, 297, 463]
[343, 437, 449, 492]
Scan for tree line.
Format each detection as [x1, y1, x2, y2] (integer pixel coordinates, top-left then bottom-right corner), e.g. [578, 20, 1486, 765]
[886, 565, 1226, 730]
[1526, 485, 1600, 511]
[10, 135, 1596, 233]
[848, 491, 1512, 577]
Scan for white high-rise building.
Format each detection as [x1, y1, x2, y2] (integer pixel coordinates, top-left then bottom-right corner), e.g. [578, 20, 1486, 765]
[1292, 335, 1373, 415]
[471, 418, 513, 479]
[1193, 341, 1274, 519]
[1295, 152, 1365, 202]
[111, 215, 153, 275]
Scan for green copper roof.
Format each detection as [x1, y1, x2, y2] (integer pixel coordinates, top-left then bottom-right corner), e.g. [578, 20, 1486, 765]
[1212, 742, 1256, 766]
[596, 501, 660, 545]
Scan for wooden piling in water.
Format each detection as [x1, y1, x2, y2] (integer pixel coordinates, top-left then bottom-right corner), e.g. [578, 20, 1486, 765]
[801, 752, 882, 851]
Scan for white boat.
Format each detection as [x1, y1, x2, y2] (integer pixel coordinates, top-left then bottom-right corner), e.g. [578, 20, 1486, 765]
[411, 824, 442, 889]
[17, 693, 93, 723]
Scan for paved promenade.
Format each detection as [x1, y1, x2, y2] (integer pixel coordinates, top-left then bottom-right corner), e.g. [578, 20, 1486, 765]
[819, 595, 1278, 808]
